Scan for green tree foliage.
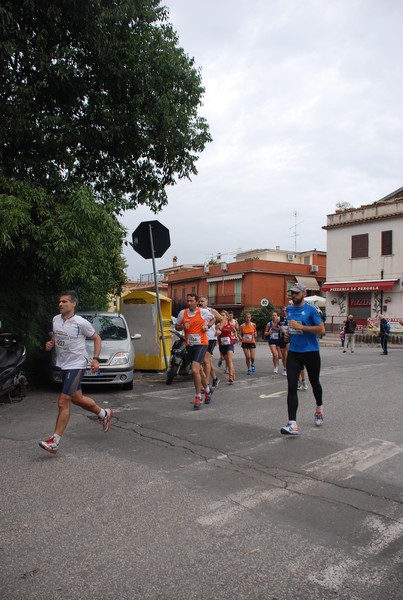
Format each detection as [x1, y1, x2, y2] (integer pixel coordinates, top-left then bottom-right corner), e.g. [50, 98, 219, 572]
[0, 177, 126, 349]
[0, 0, 211, 210]
[0, 0, 212, 359]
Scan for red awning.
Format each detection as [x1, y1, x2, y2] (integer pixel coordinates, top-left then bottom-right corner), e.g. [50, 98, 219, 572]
[321, 279, 398, 292]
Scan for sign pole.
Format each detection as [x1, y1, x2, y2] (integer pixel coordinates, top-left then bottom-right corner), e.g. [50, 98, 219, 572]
[148, 223, 169, 370]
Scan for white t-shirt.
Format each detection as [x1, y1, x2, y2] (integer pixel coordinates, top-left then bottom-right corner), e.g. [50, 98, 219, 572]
[53, 314, 96, 370]
[206, 307, 217, 341]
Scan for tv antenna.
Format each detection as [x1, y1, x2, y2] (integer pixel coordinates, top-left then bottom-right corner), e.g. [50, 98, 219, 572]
[289, 211, 303, 252]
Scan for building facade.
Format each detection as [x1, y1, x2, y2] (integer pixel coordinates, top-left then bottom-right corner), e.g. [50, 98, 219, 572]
[322, 187, 403, 329]
[161, 248, 326, 316]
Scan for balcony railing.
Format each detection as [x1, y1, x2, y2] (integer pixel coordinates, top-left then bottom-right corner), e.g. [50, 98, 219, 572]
[209, 294, 245, 307]
[140, 272, 165, 283]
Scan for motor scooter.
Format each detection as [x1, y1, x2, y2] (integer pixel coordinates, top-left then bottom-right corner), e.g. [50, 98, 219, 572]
[166, 328, 191, 385]
[0, 332, 28, 401]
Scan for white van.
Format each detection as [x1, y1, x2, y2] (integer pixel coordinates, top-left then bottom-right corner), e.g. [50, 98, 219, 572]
[50, 312, 141, 389]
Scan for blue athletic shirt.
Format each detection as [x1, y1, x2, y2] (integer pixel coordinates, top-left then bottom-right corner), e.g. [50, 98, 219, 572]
[286, 302, 323, 353]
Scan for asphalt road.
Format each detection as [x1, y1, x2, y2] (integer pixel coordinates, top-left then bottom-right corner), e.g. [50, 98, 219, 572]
[1, 343, 402, 600]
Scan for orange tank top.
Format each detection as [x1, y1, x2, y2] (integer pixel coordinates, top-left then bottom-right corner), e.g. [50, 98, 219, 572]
[183, 308, 208, 346]
[241, 322, 255, 343]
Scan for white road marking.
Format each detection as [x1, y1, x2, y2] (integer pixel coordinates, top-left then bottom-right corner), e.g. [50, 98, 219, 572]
[364, 515, 403, 555]
[259, 391, 287, 398]
[197, 487, 295, 527]
[303, 438, 403, 479]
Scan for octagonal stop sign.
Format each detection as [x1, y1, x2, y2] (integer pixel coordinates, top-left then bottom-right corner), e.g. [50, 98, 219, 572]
[131, 220, 171, 259]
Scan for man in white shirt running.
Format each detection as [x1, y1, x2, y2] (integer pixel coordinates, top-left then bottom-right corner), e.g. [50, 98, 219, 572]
[198, 296, 222, 389]
[39, 290, 112, 455]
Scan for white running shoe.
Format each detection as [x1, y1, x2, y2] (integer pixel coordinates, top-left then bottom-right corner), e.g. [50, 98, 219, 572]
[314, 408, 324, 426]
[274, 367, 278, 374]
[39, 435, 59, 455]
[100, 408, 113, 432]
[283, 370, 287, 377]
[280, 421, 299, 435]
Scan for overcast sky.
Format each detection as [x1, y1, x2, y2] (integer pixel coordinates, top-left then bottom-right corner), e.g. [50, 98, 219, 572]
[121, 0, 403, 280]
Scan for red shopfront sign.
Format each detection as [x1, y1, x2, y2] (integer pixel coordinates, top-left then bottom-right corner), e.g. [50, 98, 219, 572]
[321, 279, 397, 292]
[349, 297, 371, 307]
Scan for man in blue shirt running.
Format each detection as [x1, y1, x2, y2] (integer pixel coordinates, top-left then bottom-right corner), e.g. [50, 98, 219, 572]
[281, 283, 325, 435]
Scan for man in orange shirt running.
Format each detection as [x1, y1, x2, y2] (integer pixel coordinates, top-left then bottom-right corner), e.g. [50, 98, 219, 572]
[175, 293, 215, 410]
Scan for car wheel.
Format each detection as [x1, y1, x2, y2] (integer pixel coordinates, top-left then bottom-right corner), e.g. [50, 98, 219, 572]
[121, 380, 133, 390]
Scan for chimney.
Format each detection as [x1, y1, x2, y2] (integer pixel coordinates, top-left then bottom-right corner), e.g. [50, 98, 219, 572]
[172, 256, 178, 267]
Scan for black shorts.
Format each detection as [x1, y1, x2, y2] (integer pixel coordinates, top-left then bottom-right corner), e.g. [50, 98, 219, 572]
[241, 342, 256, 349]
[219, 344, 234, 356]
[207, 340, 217, 354]
[278, 339, 288, 349]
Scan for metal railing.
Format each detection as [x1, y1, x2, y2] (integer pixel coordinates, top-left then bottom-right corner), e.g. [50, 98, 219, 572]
[209, 294, 245, 307]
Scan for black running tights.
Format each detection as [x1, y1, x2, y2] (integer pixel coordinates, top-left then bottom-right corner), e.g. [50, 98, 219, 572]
[286, 350, 322, 421]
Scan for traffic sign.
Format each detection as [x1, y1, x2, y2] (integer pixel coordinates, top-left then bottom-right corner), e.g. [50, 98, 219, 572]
[131, 220, 171, 259]
[260, 298, 269, 307]
[130, 220, 171, 371]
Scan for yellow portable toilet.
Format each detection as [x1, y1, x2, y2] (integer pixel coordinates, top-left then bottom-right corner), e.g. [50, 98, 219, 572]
[121, 291, 172, 371]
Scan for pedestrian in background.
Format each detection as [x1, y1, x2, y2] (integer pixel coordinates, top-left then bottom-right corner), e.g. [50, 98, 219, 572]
[379, 315, 390, 355]
[339, 326, 345, 349]
[343, 315, 356, 353]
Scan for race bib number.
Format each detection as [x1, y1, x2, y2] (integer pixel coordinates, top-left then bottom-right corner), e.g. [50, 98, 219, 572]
[188, 333, 201, 345]
[220, 336, 231, 345]
[243, 334, 253, 341]
[55, 332, 70, 352]
[270, 332, 279, 339]
[288, 321, 303, 335]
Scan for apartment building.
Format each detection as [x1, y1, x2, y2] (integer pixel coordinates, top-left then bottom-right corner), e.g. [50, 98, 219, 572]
[322, 187, 403, 327]
[161, 248, 326, 316]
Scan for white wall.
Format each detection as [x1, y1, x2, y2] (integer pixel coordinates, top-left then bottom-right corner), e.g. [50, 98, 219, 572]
[326, 216, 403, 281]
[325, 212, 403, 320]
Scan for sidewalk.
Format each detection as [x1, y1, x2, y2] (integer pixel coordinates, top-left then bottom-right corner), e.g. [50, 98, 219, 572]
[319, 332, 403, 349]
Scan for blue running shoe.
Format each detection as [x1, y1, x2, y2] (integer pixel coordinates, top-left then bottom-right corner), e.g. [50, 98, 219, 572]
[204, 387, 215, 404]
[194, 397, 202, 410]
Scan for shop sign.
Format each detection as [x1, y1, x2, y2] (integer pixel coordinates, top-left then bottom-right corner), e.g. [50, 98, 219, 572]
[349, 297, 371, 307]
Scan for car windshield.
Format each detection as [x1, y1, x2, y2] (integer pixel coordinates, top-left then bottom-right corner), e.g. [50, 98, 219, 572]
[81, 315, 128, 340]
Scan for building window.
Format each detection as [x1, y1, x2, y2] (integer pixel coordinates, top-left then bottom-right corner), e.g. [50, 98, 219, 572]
[173, 288, 177, 299]
[209, 283, 216, 305]
[381, 230, 392, 256]
[351, 234, 369, 258]
[181, 287, 186, 300]
[235, 279, 242, 304]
